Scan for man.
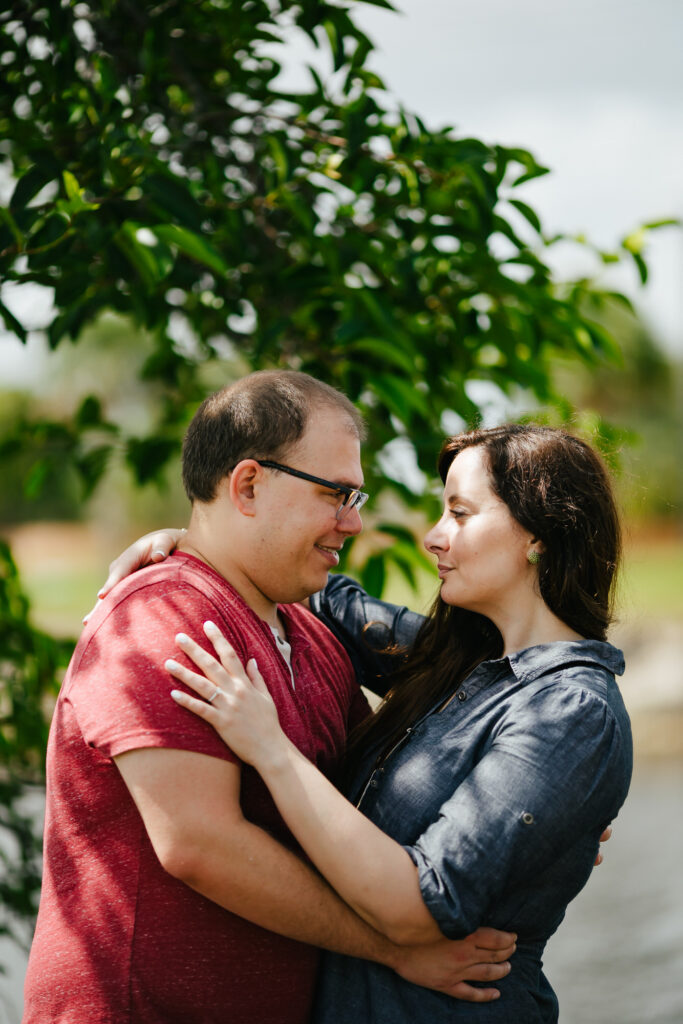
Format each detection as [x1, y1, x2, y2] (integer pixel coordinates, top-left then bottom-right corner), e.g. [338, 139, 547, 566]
[23, 371, 513, 1024]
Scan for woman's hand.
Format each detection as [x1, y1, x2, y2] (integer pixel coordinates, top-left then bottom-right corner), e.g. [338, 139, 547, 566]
[83, 528, 184, 623]
[168, 621, 288, 770]
[595, 825, 612, 866]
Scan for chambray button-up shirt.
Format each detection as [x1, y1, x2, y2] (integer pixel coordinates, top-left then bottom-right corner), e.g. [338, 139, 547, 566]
[311, 576, 632, 1023]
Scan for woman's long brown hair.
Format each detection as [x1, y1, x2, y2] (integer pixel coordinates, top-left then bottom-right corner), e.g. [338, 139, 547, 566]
[345, 424, 622, 773]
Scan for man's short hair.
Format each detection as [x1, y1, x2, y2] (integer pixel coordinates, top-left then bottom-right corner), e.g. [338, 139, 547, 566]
[182, 370, 366, 503]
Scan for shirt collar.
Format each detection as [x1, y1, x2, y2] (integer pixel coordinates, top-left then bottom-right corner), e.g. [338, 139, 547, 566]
[501, 639, 625, 683]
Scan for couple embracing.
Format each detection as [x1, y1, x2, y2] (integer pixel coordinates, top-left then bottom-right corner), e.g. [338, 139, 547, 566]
[23, 370, 631, 1024]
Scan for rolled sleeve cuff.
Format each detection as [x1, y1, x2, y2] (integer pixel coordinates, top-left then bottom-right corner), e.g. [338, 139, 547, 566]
[404, 843, 475, 939]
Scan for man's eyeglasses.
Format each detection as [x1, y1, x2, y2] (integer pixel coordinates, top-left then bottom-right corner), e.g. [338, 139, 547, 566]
[256, 460, 369, 521]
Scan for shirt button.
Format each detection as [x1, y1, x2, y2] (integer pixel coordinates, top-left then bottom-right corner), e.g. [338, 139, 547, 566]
[521, 811, 535, 825]
[369, 778, 379, 789]
[457, 691, 467, 702]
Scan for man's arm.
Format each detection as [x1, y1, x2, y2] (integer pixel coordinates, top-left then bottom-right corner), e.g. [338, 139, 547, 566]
[114, 746, 514, 999]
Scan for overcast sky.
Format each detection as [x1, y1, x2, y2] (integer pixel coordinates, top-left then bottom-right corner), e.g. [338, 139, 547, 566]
[1, 0, 681, 387]
[281, 0, 683, 354]
[363, 0, 683, 355]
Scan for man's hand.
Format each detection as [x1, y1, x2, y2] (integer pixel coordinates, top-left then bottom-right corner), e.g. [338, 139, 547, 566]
[392, 926, 516, 1002]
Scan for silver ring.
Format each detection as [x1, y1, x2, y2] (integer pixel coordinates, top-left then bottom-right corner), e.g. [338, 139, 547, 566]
[207, 686, 220, 704]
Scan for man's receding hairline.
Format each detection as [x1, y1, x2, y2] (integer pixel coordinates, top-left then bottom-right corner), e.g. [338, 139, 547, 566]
[281, 401, 364, 463]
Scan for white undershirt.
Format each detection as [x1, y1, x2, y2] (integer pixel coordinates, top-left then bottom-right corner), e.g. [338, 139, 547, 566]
[269, 625, 295, 689]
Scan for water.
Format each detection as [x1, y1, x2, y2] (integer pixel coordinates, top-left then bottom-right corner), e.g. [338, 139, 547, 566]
[544, 760, 683, 1023]
[1, 761, 681, 1023]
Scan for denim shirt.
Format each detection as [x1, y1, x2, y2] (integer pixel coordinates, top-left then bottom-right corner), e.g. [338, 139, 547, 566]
[311, 576, 633, 1023]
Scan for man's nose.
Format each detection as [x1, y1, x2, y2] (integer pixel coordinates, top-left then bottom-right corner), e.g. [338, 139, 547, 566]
[337, 505, 364, 536]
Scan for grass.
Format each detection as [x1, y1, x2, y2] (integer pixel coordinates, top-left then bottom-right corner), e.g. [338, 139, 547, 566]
[619, 539, 683, 619]
[21, 566, 105, 637]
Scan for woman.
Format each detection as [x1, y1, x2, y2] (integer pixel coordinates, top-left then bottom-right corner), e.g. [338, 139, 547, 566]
[108, 425, 632, 1021]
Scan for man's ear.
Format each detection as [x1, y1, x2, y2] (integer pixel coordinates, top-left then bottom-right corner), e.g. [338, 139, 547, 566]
[227, 459, 263, 517]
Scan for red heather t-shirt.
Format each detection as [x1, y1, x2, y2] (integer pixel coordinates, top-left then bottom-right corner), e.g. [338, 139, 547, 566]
[23, 553, 369, 1024]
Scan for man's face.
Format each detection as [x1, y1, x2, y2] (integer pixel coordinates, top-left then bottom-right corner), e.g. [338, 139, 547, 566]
[247, 406, 365, 604]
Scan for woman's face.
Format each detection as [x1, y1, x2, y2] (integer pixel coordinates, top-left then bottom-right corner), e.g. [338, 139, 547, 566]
[424, 445, 538, 619]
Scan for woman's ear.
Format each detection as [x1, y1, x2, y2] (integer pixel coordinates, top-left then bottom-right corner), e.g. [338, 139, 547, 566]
[227, 459, 262, 517]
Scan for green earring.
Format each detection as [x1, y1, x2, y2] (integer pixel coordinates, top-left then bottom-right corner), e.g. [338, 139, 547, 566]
[527, 550, 541, 565]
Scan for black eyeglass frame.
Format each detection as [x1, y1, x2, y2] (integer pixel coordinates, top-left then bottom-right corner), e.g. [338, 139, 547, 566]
[255, 460, 369, 521]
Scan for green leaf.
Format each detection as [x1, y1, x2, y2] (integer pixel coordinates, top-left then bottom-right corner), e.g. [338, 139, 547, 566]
[508, 198, 542, 234]
[630, 251, 648, 284]
[268, 136, 290, 183]
[10, 166, 57, 213]
[115, 223, 171, 288]
[622, 229, 645, 255]
[126, 437, 180, 485]
[27, 213, 72, 252]
[375, 523, 418, 544]
[642, 217, 679, 230]
[370, 373, 430, 421]
[76, 445, 114, 498]
[75, 395, 104, 428]
[0, 298, 27, 342]
[56, 172, 99, 216]
[144, 174, 203, 229]
[356, 0, 396, 9]
[582, 319, 623, 363]
[24, 460, 49, 499]
[603, 291, 635, 314]
[359, 553, 385, 597]
[322, 18, 345, 71]
[62, 171, 82, 202]
[346, 338, 416, 375]
[74, 395, 118, 432]
[153, 224, 229, 276]
[0, 205, 24, 248]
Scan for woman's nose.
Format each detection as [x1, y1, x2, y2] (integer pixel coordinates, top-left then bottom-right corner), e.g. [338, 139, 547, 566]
[424, 518, 446, 554]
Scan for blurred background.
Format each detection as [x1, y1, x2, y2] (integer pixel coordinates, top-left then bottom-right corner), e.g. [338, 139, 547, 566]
[1, 1, 681, 1021]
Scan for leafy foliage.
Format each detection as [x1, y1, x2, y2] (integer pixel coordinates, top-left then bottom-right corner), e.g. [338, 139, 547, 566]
[0, 0, 650, 509]
[0, 538, 71, 949]
[0, 0, 658, 955]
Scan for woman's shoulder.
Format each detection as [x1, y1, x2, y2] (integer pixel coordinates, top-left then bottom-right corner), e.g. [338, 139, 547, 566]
[508, 639, 623, 690]
[503, 639, 631, 734]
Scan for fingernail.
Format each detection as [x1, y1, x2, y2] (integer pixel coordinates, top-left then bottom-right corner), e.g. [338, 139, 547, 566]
[170, 689, 183, 700]
[165, 659, 181, 671]
[203, 620, 217, 632]
[176, 633, 188, 643]
[152, 549, 166, 559]
[97, 590, 104, 598]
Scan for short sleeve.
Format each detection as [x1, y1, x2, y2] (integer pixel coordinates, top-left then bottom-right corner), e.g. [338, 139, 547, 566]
[310, 574, 425, 695]
[68, 580, 242, 764]
[404, 683, 631, 938]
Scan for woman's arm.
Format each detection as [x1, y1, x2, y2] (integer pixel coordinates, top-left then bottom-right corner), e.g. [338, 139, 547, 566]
[84, 528, 185, 622]
[311, 574, 426, 696]
[168, 623, 450, 946]
[168, 625, 625, 943]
